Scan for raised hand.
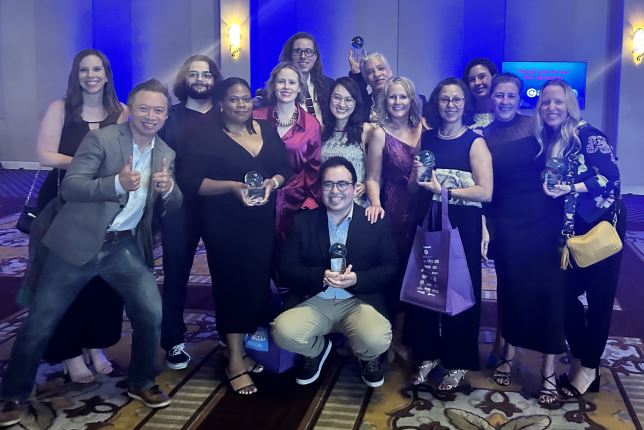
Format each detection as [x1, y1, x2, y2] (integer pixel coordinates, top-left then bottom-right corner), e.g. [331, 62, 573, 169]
[152, 157, 173, 194]
[118, 155, 141, 192]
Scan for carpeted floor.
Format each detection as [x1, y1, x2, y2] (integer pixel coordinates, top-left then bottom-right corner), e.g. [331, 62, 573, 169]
[0, 168, 643, 429]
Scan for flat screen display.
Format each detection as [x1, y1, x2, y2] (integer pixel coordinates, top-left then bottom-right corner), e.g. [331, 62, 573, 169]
[501, 61, 587, 109]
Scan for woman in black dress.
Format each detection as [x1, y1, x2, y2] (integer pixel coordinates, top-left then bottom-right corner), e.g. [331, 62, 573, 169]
[483, 73, 565, 406]
[179, 78, 291, 395]
[35, 49, 126, 383]
[535, 80, 624, 400]
[405, 78, 492, 392]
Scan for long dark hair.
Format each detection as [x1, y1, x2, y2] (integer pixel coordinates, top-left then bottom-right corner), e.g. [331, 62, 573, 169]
[322, 77, 365, 145]
[426, 77, 473, 129]
[65, 49, 122, 125]
[279, 32, 328, 109]
[172, 54, 222, 102]
[215, 77, 256, 135]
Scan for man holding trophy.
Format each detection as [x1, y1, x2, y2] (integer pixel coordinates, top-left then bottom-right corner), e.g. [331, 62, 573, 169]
[272, 156, 398, 388]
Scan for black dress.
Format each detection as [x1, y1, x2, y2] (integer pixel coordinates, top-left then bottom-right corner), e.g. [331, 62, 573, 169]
[483, 115, 565, 354]
[36, 119, 123, 362]
[404, 128, 483, 371]
[180, 120, 292, 335]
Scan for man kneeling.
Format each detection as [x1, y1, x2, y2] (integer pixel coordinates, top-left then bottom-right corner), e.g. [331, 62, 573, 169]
[272, 156, 397, 387]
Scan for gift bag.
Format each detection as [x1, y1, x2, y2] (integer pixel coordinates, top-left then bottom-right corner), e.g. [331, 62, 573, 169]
[400, 188, 475, 316]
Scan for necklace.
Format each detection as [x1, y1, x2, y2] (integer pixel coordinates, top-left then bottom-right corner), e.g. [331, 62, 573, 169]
[437, 125, 467, 139]
[224, 123, 249, 136]
[273, 108, 298, 128]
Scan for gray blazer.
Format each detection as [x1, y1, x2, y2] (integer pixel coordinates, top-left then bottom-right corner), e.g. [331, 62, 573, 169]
[41, 122, 182, 267]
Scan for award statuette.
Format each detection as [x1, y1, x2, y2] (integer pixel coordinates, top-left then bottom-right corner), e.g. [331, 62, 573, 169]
[544, 157, 566, 191]
[329, 243, 347, 273]
[415, 150, 436, 182]
[244, 171, 265, 204]
[350, 36, 365, 63]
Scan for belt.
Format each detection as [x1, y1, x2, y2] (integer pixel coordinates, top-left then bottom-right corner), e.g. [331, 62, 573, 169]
[104, 230, 132, 241]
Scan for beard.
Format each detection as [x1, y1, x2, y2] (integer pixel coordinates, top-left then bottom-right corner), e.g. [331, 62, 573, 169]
[187, 83, 213, 100]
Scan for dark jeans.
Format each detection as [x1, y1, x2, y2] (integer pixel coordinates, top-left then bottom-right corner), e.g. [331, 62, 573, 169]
[1, 235, 162, 401]
[160, 205, 201, 350]
[565, 204, 627, 369]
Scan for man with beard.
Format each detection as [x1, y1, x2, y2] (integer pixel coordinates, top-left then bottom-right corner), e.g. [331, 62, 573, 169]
[159, 55, 221, 370]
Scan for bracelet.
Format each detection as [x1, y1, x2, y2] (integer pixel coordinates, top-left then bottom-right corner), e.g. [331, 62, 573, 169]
[570, 183, 576, 194]
[447, 189, 453, 200]
[270, 177, 280, 189]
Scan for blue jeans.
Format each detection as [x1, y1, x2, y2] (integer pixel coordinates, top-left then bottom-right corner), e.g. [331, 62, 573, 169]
[1, 235, 162, 401]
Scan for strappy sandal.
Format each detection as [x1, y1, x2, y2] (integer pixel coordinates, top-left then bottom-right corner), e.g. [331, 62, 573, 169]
[493, 356, 513, 386]
[439, 369, 468, 391]
[243, 355, 264, 374]
[225, 369, 258, 395]
[410, 359, 439, 386]
[558, 369, 600, 399]
[538, 372, 559, 406]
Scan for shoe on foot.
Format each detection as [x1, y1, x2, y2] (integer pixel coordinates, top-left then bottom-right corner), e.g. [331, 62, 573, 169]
[88, 348, 113, 374]
[295, 338, 332, 385]
[558, 368, 600, 399]
[128, 385, 171, 408]
[63, 355, 94, 384]
[166, 343, 190, 370]
[243, 355, 264, 374]
[538, 372, 559, 406]
[360, 358, 384, 388]
[0, 400, 21, 427]
[493, 357, 513, 386]
[410, 359, 440, 386]
[225, 369, 258, 395]
[439, 369, 468, 391]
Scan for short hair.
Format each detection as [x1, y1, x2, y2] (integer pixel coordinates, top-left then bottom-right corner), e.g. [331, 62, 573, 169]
[462, 57, 499, 82]
[172, 54, 221, 102]
[127, 78, 171, 109]
[214, 77, 256, 135]
[65, 49, 122, 125]
[320, 156, 358, 184]
[534, 79, 582, 158]
[426, 77, 474, 129]
[490, 72, 523, 94]
[321, 77, 366, 144]
[264, 62, 304, 105]
[375, 76, 422, 128]
[360, 52, 391, 81]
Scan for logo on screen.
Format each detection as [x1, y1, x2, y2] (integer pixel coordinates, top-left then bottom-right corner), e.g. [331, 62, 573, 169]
[527, 88, 538, 98]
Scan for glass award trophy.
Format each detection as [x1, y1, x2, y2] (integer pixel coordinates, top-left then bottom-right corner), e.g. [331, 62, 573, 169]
[416, 150, 436, 182]
[350, 36, 365, 63]
[544, 157, 566, 191]
[244, 171, 265, 204]
[329, 242, 347, 273]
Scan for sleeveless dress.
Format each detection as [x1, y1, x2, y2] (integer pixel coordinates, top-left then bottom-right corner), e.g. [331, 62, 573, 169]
[37, 118, 123, 362]
[321, 131, 368, 207]
[380, 129, 419, 313]
[404, 128, 483, 371]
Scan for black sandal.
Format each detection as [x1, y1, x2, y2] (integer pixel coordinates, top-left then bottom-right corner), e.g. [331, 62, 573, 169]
[225, 369, 257, 395]
[558, 369, 600, 399]
[492, 357, 513, 386]
[538, 372, 559, 406]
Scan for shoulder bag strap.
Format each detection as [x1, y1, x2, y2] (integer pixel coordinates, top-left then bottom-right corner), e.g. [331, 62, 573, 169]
[23, 168, 42, 206]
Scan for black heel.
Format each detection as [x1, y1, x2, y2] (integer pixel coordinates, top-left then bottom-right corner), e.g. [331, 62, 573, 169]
[588, 369, 601, 393]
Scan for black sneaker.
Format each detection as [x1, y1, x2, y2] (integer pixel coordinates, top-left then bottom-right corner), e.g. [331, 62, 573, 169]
[295, 338, 332, 385]
[360, 358, 384, 388]
[0, 400, 21, 427]
[166, 343, 190, 370]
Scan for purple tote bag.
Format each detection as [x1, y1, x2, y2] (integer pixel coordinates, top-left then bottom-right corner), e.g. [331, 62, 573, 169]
[400, 188, 475, 316]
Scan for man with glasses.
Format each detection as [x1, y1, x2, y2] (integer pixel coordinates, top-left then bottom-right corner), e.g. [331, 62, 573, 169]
[272, 156, 397, 388]
[159, 55, 221, 370]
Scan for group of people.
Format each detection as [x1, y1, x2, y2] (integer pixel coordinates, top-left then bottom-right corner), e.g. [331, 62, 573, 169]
[0, 30, 624, 427]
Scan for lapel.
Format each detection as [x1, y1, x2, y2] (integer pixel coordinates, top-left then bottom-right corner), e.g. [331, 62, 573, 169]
[118, 123, 134, 166]
[345, 204, 362, 261]
[317, 209, 331, 260]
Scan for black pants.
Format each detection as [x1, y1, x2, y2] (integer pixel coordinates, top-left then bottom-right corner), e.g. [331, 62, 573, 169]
[564, 204, 627, 369]
[160, 204, 201, 350]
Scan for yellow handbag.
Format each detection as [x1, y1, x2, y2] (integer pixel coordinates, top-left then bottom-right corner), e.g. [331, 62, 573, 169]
[561, 220, 623, 269]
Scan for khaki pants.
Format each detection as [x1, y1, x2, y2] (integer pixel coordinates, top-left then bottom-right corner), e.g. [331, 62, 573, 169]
[271, 296, 392, 361]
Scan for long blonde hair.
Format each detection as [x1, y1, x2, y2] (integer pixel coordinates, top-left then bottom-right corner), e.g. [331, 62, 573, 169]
[375, 76, 422, 128]
[535, 79, 582, 158]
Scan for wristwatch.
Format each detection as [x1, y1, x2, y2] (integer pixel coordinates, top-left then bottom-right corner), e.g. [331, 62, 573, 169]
[570, 183, 576, 194]
[447, 189, 453, 200]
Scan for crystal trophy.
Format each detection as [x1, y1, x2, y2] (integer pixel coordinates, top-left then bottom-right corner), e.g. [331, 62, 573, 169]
[544, 157, 566, 191]
[244, 171, 265, 204]
[329, 243, 347, 273]
[415, 150, 436, 182]
[350, 36, 365, 63]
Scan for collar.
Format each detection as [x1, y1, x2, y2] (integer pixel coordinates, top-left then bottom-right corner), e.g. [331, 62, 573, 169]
[327, 203, 354, 226]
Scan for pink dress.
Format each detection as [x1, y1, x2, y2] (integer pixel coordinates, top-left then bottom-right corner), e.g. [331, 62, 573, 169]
[253, 105, 321, 245]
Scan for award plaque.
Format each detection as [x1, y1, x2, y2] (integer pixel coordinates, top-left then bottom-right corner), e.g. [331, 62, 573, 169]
[329, 242, 347, 273]
[544, 157, 566, 191]
[244, 171, 265, 204]
[350, 36, 365, 62]
[416, 150, 436, 182]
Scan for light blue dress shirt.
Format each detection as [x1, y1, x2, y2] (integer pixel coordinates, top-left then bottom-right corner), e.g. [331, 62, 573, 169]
[317, 205, 354, 300]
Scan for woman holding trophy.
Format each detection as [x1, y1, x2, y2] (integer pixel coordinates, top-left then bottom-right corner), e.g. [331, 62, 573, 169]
[180, 77, 291, 396]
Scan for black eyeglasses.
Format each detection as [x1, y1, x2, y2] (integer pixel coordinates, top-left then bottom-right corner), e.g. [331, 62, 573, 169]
[438, 96, 465, 106]
[322, 181, 353, 191]
[292, 48, 317, 57]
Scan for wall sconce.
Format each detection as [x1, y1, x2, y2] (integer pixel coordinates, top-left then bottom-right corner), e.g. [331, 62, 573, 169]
[229, 24, 241, 59]
[634, 27, 644, 64]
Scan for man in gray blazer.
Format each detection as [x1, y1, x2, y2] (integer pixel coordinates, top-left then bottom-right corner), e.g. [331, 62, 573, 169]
[0, 79, 182, 426]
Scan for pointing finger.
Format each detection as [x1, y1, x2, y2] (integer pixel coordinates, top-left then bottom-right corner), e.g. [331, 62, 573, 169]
[161, 157, 169, 173]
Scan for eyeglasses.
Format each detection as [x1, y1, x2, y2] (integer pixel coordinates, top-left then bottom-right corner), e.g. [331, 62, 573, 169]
[438, 97, 465, 106]
[187, 71, 215, 80]
[292, 48, 317, 57]
[322, 181, 353, 191]
[331, 94, 356, 106]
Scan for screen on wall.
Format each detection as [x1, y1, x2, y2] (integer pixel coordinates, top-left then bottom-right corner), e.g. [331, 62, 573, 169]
[501, 61, 587, 110]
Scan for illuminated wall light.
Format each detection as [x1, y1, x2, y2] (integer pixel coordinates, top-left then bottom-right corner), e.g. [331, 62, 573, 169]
[229, 24, 241, 60]
[633, 27, 644, 65]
